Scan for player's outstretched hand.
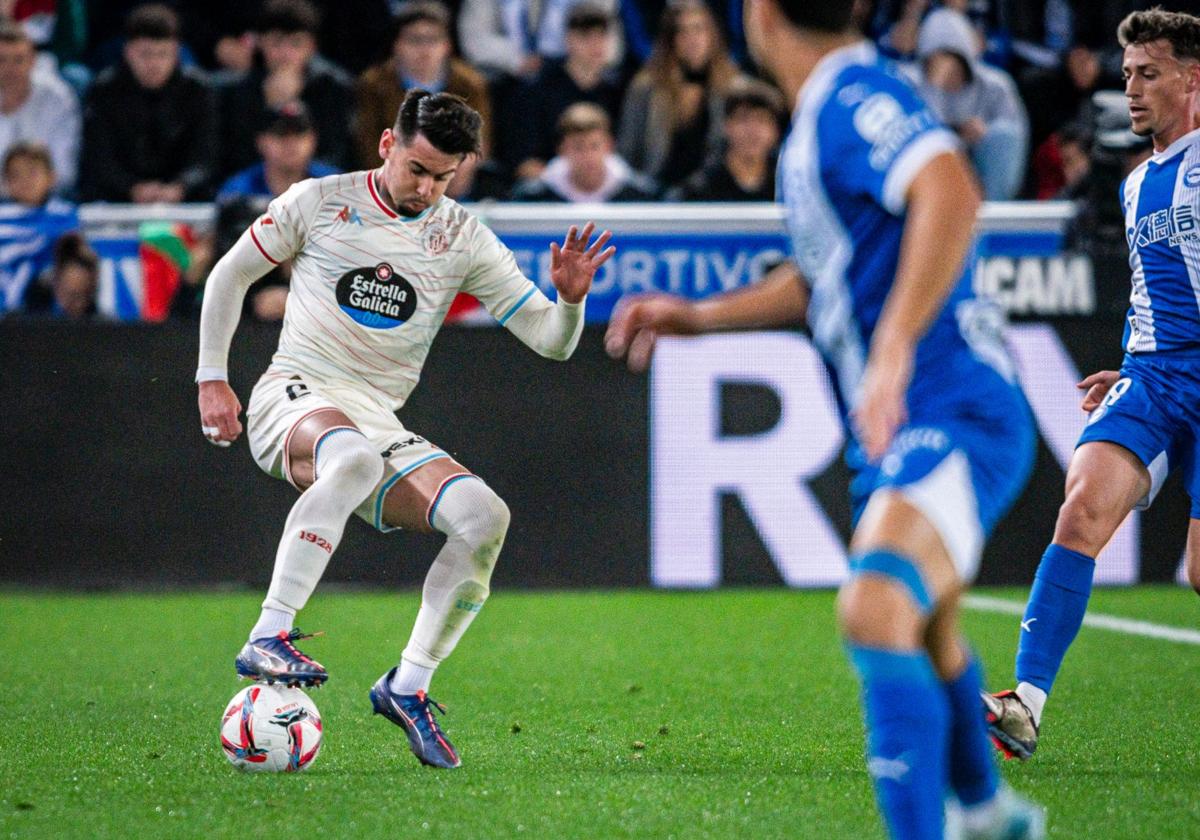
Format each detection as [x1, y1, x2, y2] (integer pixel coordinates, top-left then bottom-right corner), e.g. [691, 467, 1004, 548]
[550, 221, 615, 304]
[1078, 370, 1120, 412]
[605, 293, 699, 373]
[853, 349, 913, 462]
[198, 380, 243, 447]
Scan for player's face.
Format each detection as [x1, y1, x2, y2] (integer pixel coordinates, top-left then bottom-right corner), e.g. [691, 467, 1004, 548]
[1123, 40, 1200, 141]
[124, 37, 178, 90]
[378, 130, 462, 216]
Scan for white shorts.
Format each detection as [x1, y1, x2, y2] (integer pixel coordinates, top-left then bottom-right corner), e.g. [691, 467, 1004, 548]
[246, 370, 453, 531]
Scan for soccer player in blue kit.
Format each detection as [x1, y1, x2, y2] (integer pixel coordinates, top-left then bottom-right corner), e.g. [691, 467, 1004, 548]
[985, 8, 1200, 762]
[606, 1, 1043, 837]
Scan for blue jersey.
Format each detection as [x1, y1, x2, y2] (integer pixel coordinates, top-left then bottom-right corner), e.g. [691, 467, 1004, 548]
[1120, 129, 1200, 354]
[778, 41, 1013, 416]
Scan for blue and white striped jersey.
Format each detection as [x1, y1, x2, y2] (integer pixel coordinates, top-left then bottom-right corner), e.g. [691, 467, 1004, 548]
[1120, 128, 1200, 354]
[778, 41, 1012, 414]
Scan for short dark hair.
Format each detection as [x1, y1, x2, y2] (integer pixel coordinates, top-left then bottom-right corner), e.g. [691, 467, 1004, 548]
[259, 0, 321, 36]
[1118, 8, 1200, 62]
[54, 232, 100, 278]
[0, 19, 32, 46]
[393, 89, 483, 156]
[3, 141, 53, 176]
[125, 3, 179, 41]
[392, 1, 451, 38]
[773, 0, 854, 34]
[723, 79, 786, 121]
[566, 2, 611, 33]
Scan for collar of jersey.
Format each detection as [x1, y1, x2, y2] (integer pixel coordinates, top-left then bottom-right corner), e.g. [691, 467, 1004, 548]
[793, 38, 876, 123]
[368, 169, 438, 222]
[1151, 126, 1200, 165]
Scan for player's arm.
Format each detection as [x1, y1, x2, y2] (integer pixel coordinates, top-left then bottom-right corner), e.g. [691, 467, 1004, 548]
[855, 151, 982, 460]
[605, 260, 808, 373]
[196, 228, 288, 445]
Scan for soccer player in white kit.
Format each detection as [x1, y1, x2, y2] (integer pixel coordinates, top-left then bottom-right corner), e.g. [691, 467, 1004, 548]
[196, 90, 615, 768]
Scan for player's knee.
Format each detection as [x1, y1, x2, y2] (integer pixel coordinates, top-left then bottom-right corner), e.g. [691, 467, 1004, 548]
[1054, 488, 1116, 551]
[1186, 554, 1200, 596]
[318, 432, 384, 492]
[440, 479, 510, 573]
[836, 579, 923, 647]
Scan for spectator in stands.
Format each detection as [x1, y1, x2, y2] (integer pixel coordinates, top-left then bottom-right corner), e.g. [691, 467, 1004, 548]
[0, 142, 77, 313]
[1032, 121, 1093, 200]
[0, 21, 80, 194]
[221, 0, 354, 175]
[906, 8, 1028, 200]
[669, 78, 783, 202]
[505, 2, 625, 184]
[355, 1, 490, 198]
[873, 0, 1012, 67]
[457, 0, 621, 82]
[23, 231, 98, 319]
[80, 4, 218, 203]
[511, 102, 657, 202]
[617, 0, 743, 189]
[217, 102, 338, 202]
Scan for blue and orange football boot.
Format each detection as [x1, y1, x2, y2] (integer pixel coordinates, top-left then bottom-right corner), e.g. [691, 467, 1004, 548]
[235, 629, 328, 687]
[369, 668, 461, 768]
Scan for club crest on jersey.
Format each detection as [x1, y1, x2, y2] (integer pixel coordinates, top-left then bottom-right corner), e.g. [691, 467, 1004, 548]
[1186, 166, 1200, 188]
[423, 221, 449, 255]
[335, 262, 417, 329]
[336, 205, 363, 225]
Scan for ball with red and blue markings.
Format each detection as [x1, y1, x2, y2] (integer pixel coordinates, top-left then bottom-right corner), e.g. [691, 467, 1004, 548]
[220, 684, 323, 772]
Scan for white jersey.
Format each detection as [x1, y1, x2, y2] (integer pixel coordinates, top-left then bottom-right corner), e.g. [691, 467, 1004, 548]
[246, 170, 537, 409]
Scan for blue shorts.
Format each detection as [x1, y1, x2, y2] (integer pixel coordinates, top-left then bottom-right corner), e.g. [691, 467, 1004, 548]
[849, 367, 1036, 581]
[1076, 351, 1200, 519]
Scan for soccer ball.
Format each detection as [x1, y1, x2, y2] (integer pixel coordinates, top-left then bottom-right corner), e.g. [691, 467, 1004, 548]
[220, 684, 323, 772]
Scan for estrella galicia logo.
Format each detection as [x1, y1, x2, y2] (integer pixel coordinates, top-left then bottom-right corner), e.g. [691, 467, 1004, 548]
[1186, 166, 1200, 188]
[335, 263, 417, 329]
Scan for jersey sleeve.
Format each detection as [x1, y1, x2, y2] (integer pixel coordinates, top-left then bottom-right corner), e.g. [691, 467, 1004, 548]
[460, 215, 539, 324]
[819, 69, 960, 215]
[246, 177, 325, 264]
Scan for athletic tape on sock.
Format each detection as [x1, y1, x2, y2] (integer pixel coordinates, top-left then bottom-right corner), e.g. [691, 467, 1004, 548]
[848, 550, 934, 614]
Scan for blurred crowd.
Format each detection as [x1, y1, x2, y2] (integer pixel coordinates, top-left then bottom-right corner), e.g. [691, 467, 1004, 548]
[1, 0, 1195, 319]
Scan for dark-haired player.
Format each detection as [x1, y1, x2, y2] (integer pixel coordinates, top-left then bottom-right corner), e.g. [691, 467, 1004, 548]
[606, 1, 1041, 837]
[986, 8, 1200, 762]
[196, 90, 614, 768]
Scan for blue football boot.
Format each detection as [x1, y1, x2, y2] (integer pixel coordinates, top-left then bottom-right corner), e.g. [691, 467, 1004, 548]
[369, 668, 461, 768]
[235, 629, 328, 687]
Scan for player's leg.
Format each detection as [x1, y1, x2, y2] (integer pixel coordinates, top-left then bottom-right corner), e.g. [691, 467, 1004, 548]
[1186, 519, 1200, 595]
[839, 491, 960, 840]
[238, 407, 384, 685]
[368, 455, 509, 768]
[990, 441, 1150, 750]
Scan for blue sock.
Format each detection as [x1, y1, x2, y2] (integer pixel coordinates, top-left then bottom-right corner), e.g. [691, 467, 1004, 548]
[849, 646, 949, 840]
[1015, 544, 1095, 694]
[943, 652, 999, 807]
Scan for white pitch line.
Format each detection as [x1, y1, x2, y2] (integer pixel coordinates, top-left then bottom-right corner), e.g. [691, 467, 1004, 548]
[965, 594, 1200, 646]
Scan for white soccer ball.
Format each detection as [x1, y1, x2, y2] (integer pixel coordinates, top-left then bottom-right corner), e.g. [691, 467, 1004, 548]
[220, 684, 323, 772]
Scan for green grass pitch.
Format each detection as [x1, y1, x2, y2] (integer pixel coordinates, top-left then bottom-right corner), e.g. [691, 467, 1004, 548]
[1, 586, 1197, 839]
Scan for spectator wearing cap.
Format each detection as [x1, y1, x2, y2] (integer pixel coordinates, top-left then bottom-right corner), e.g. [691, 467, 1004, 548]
[355, 1, 491, 198]
[80, 3, 219, 202]
[504, 2, 626, 184]
[669, 79, 783, 202]
[216, 103, 338, 201]
[221, 0, 354, 176]
[0, 20, 80, 194]
[457, 0, 622, 82]
[617, 0, 745, 189]
[0, 142, 78, 313]
[511, 102, 657, 202]
[904, 7, 1028, 200]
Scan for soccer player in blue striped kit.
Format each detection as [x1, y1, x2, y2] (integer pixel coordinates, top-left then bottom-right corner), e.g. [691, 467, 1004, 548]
[606, 1, 1043, 837]
[986, 8, 1200, 761]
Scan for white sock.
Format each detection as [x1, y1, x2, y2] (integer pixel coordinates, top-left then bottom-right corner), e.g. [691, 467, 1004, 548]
[1015, 682, 1047, 726]
[389, 658, 436, 695]
[256, 429, 383, 624]
[249, 607, 294, 642]
[400, 477, 510, 673]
